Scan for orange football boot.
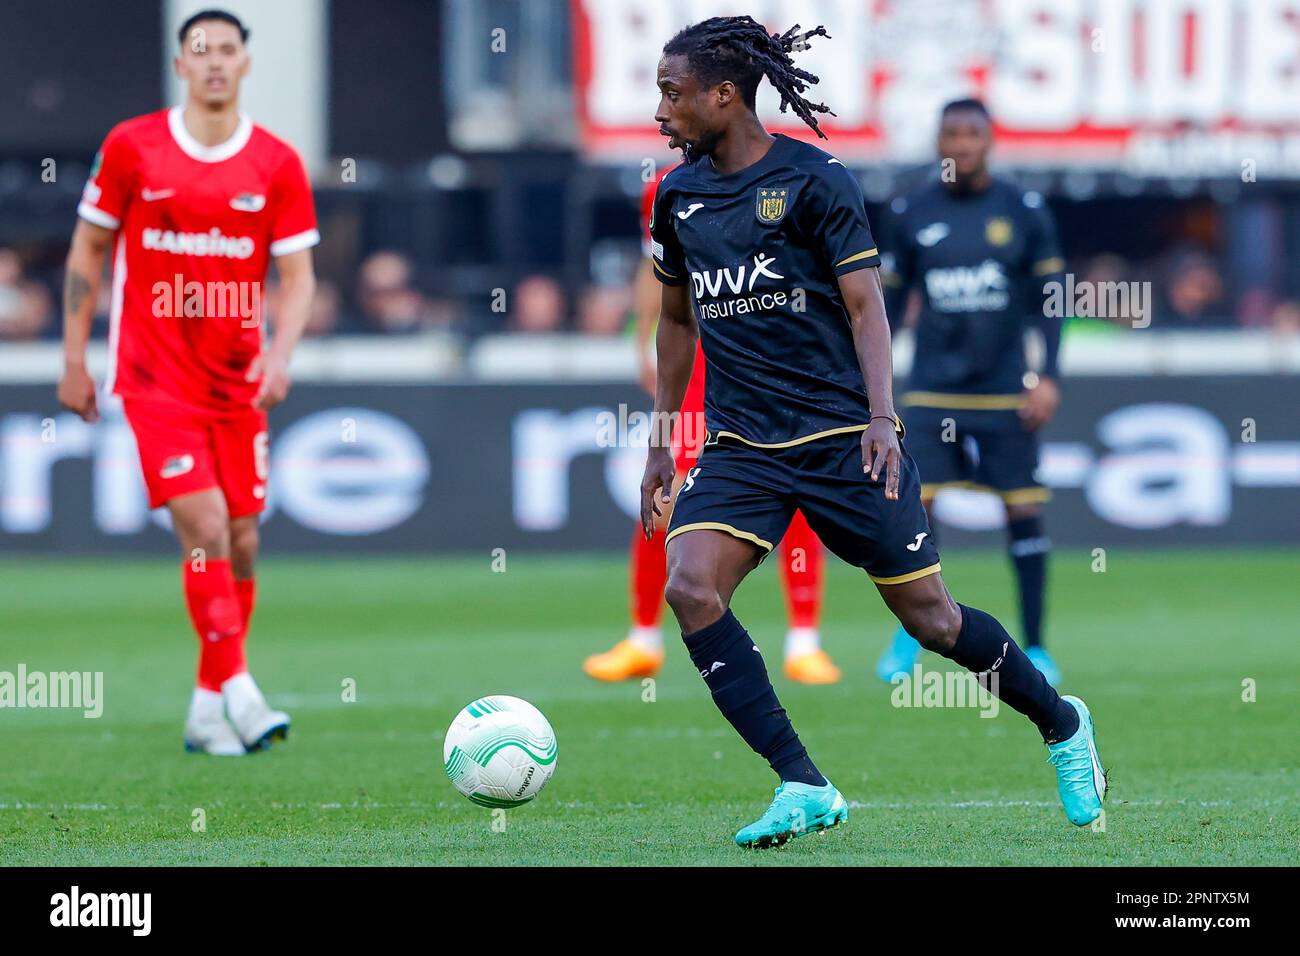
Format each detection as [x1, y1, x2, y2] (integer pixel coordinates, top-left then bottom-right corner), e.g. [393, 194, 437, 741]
[783, 649, 842, 685]
[582, 639, 664, 682]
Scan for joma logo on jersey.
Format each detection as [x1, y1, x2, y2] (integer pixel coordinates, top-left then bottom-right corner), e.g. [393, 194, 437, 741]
[142, 228, 255, 260]
[756, 186, 789, 223]
[690, 253, 784, 299]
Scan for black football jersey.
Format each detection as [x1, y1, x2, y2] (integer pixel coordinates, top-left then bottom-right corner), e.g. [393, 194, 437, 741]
[649, 134, 883, 447]
[883, 178, 1064, 399]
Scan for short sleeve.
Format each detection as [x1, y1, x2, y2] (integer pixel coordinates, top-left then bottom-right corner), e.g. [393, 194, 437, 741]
[1022, 191, 1063, 278]
[267, 150, 320, 258]
[807, 163, 880, 277]
[640, 173, 660, 257]
[879, 197, 917, 292]
[78, 125, 136, 231]
[648, 176, 687, 286]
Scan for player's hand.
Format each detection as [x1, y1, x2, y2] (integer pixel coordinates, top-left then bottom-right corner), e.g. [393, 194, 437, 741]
[1018, 376, 1060, 431]
[57, 362, 99, 423]
[249, 351, 291, 410]
[639, 446, 676, 539]
[862, 417, 902, 501]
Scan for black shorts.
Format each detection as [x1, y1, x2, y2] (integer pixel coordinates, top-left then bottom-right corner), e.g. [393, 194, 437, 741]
[664, 431, 941, 585]
[903, 403, 1049, 506]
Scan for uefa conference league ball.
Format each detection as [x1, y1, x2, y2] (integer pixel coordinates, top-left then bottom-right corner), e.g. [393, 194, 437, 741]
[443, 696, 558, 808]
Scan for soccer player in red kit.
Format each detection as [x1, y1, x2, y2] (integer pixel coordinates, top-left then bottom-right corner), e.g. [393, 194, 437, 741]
[583, 168, 841, 685]
[57, 10, 318, 755]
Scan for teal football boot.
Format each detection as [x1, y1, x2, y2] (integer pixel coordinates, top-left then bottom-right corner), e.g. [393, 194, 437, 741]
[734, 780, 848, 849]
[875, 625, 921, 682]
[1047, 695, 1108, 826]
[1026, 646, 1062, 687]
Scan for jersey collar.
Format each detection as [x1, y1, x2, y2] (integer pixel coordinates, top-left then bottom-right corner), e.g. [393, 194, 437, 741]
[698, 133, 795, 184]
[168, 106, 253, 163]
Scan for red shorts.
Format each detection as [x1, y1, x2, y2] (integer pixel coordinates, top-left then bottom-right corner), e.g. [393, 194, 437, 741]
[673, 344, 708, 473]
[122, 398, 269, 516]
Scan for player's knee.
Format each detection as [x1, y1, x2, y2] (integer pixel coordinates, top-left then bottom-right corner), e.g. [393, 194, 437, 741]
[230, 522, 259, 576]
[902, 597, 962, 653]
[664, 568, 724, 629]
[181, 510, 230, 558]
[188, 515, 228, 561]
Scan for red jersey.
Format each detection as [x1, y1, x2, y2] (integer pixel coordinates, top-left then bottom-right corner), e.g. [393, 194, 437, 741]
[79, 108, 318, 414]
[641, 168, 706, 432]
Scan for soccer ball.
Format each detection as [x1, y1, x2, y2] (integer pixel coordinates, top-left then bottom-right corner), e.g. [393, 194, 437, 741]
[443, 696, 558, 808]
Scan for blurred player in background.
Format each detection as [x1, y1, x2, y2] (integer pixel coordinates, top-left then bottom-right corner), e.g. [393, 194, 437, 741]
[644, 16, 1104, 848]
[875, 98, 1065, 685]
[57, 9, 318, 754]
[583, 167, 842, 685]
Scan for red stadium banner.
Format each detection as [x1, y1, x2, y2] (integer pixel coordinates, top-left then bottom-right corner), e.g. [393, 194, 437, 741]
[571, 0, 1300, 175]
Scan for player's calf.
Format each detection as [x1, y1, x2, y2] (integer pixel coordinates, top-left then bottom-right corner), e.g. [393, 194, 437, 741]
[229, 515, 259, 580]
[887, 586, 962, 654]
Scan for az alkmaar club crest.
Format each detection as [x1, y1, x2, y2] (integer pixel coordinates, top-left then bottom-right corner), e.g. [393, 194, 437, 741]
[756, 186, 789, 224]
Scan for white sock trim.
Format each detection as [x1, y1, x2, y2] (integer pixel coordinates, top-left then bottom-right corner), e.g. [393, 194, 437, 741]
[188, 687, 224, 722]
[627, 626, 663, 653]
[784, 626, 821, 659]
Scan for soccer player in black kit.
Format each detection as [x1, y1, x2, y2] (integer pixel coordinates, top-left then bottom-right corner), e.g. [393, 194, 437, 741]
[875, 98, 1067, 687]
[642, 16, 1105, 848]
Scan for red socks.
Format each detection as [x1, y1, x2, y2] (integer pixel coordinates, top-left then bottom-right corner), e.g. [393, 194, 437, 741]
[780, 510, 823, 630]
[630, 525, 667, 629]
[235, 576, 256, 631]
[183, 558, 248, 691]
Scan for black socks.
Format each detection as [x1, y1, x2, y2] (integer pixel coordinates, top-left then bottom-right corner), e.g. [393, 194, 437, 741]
[1007, 515, 1049, 648]
[945, 604, 1079, 744]
[682, 610, 826, 786]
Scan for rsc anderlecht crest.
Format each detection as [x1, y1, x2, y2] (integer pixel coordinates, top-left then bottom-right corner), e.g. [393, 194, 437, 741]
[986, 216, 1013, 246]
[756, 186, 789, 224]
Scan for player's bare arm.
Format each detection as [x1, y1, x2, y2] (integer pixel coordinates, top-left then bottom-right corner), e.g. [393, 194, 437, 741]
[1020, 290, 1063, 430]
[640, 280, 696, 537]
[57, 218, 115, 423]
[632, 258, 661, 396]
[841, 266, 902, 500]
[249, 248, 317, 410]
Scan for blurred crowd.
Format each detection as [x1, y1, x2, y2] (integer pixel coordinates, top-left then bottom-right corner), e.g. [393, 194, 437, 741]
[3, 241, 1298, 344]
[0, 244, 633, 343]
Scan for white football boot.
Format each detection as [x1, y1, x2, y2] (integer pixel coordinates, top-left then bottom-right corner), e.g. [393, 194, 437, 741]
[183, 688, 247, 756]
[222, 672, 290, 751]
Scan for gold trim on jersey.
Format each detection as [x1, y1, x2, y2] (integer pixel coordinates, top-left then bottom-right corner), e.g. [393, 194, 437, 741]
[710, 417, 903, 450]
[664, 522, 774, 553]
[652, 259, 679, 280]
[903, 391, 1025, 410]
[870, 562, 942, 586]
[836, 247, 879, 268]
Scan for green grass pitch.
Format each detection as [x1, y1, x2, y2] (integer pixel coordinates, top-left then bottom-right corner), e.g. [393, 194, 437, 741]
[2, 548, 1297, 866]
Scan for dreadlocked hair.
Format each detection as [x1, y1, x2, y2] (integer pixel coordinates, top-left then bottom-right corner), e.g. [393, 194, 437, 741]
[663, 15, 835, 139]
